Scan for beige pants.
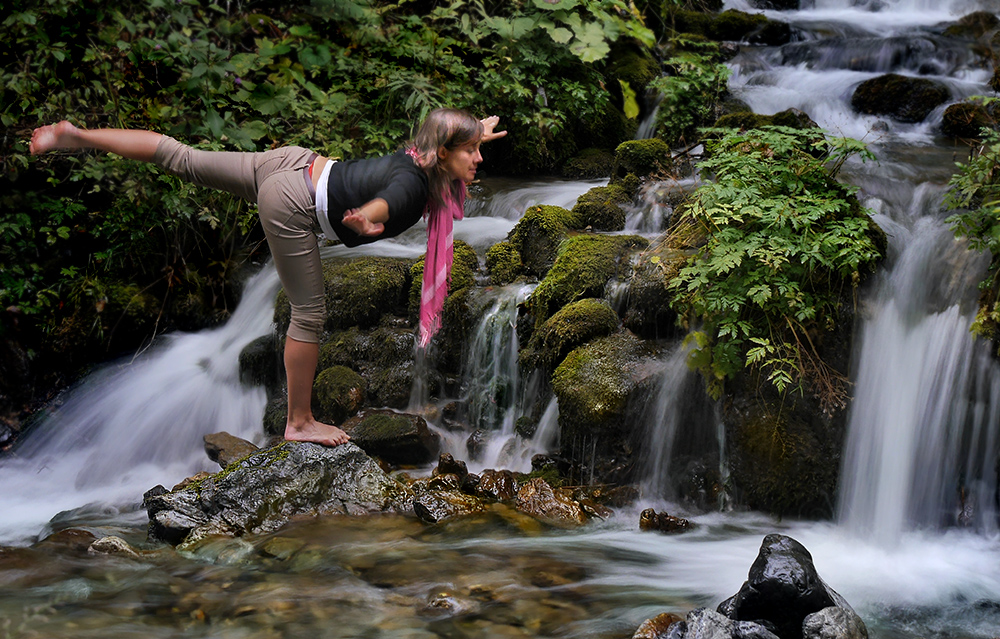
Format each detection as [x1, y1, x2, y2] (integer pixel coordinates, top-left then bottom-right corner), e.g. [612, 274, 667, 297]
[152, 137, 325, 343]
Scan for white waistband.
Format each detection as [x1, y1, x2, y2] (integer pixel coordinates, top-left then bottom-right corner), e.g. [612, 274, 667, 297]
[315, 159, 337, 240]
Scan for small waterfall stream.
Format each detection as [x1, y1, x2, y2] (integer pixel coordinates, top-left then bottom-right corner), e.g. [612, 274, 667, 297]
[3, 1, 1000, 636]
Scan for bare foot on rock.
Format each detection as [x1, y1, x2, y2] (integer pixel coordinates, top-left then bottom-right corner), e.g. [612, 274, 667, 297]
[29, 120, 80, 155]
[284, 419, 351, 447]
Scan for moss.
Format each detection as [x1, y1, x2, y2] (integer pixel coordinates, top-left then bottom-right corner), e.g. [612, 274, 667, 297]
[508, 205, 577, 277]
[562, 148, 615, 179]
[571, 184, 632, 232]
[605, 43, 660, 94]
[274, 256, 414, 335]
[714, 108, 819, 133]
[709, 10, 769, 41]
[527, 234, 648, 328]
[485, 241, 523, 285]
[672, 11, 713, 38]
[312, 365, 366, 424]
[522, 298, 620, 372]
[407, 240, 479, 319]
[612, 138, 673, 181]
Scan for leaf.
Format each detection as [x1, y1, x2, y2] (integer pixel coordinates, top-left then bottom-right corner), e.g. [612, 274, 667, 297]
[619, 79, 639, 119]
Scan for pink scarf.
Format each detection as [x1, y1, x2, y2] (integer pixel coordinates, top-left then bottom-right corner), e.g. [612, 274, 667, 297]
[409, 147, 465, 349]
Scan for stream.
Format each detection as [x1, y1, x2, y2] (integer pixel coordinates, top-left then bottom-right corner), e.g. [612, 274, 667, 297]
[3, 0, 1000, 637]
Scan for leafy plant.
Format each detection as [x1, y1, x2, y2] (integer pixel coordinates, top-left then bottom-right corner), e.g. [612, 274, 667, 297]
[649, 37, 730, 145]
[668, 126, 883, 409]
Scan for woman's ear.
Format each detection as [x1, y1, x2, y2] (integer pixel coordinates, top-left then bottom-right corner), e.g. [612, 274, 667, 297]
[437, 146, 450, 161]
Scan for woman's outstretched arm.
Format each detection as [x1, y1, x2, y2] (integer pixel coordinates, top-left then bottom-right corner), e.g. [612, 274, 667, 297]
[30, 121, 162, 162]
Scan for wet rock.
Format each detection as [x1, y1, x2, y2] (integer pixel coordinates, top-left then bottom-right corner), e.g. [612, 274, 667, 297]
[942, 100, 996, 139]
[802, 607, 868, 639]
[591, 484, 640, 507]
[681, 608, 780, 639]
[943, 11, 1000, 39]
[459, 472, 481, 495]
[639, 508, 695, 534]
[340, 409, 440, 466]
[515, 478, 587, 527]
[143, 441, 412, 545]
[413, 489, 488, 523]
[434, 452, 469, 479]
[507, 205, 576, 278]
[88, 536, 141, 559]
[624, 245, 685, 339]
[613, 139, 673, 181]
[633, 612, 685, 639]
[578, 498, 614, 520]
[312, 365, 366, 424]
[172, 471, 212, 491]
[421, 590, 480, 618]
[714, 108, 820, 133]
[526, 234, 648, 328]
[521, 298, 620, 372]
[204, 431, 259, 469]
[476, 469, 519, 502]
[36, 528, 97, 554]
[238, 333, 283, 397]
[486, 240, 524, 285]
[718, 534, 865, 639]
[851, 73, 949, 123]
[428, 473, 462, 491]
[466, 428, 489, 460]
[572, 183, 632, 231]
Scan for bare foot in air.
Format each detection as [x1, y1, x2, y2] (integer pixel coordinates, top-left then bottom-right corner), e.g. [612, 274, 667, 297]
[29, 120, 80, 155]
[284, 419, 351, 447]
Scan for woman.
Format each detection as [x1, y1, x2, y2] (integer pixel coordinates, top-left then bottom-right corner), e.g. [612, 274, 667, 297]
[29, 109, 506, 447]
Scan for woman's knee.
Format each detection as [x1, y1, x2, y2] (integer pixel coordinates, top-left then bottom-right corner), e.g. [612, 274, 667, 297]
[287, 302, 325, 343]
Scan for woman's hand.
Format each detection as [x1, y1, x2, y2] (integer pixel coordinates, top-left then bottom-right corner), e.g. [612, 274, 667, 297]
[480, 115, 507, 143]
[342, 208, 385, 237]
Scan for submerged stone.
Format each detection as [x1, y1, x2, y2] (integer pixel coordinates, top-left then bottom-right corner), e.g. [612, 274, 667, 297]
[514, 478, 587, 527]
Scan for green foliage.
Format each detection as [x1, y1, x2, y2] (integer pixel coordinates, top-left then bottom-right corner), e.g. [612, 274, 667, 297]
[945, 124, 1000, 339]
[649, 37, 730, 145]
[0, 0, 653, 362]
[668, 126, 882, 406]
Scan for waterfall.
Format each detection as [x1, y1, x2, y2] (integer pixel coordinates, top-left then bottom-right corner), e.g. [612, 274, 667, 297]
[0, 265, 281, 544]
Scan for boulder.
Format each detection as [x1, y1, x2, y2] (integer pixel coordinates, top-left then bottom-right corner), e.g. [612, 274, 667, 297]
[143, 441, 412, 545]
[433, 452, 469, 479]
[613, 139, 673, 181]
[521, 298, 620, 372]
[633, 612, 684, 639]
[802, 608, 868, 639]
[526, 234, 648, 329]
[941, 101, 996, 139]
[562, 147, 615, 179]
[685, 609, 780, 639]
[339, 409, 440, 466]
[572, 183, 633, 231]
[485, 240, 523, 285]
[514, 478, 587, 527]
[943, 11, 1000, 39]
[312, 365, 366, 424]
[508, 205, 577, 278]
[718, 534, 865, 639]
[274, 256, 414, 335]
[319, 325, 417, 410]
[851, 74, 949, 123]
[623, 247, 685, 339]
[203, 431, 259, 468]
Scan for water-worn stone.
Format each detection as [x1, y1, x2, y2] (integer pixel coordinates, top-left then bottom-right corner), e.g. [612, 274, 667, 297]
[515, 478, 587, 527]
[476, 469, 519, 502]
[88, 536, 141, 559]
[851, 73, 949, 123]
[434, 452, 469, 479]
[412, 489, 488, 523]
[144, 441, 412, 545]
[204, 431, 259, 468]
[942, 101, 996, 139]
[340, 409, 440, 466]
[802, 607, 868, 639]
[633, 612, 684, 638]
[718, 534, 864, 639]
[639, 508, 695, 534]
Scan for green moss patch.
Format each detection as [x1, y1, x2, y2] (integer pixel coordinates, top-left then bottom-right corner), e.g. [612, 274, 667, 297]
[522, 298, 620, 371]
[613, 139, 673, 180]
[508, 205, 577, 277]
[485, 240, 523, 285]
[571, 184, 632, 231]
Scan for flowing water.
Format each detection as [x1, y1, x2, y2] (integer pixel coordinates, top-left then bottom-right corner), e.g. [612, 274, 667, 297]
[4, 0, 1000, 636]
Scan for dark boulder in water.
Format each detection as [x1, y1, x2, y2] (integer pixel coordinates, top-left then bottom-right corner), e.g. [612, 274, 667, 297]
[633, 535, 867, 639]
[340, 409, 440, 466]
[851, 73, 949, 123]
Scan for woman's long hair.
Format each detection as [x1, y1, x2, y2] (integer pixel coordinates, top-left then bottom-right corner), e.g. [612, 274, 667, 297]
[409, 108, 483, 206]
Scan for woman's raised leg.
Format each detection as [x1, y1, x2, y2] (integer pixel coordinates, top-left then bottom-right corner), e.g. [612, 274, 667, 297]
[30, 121, 162, 161]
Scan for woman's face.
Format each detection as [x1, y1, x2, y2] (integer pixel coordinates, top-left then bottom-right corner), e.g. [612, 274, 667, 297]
[438, 140, 483, 183]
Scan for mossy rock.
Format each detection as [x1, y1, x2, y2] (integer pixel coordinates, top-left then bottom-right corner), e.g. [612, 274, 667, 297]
[623, 247, 686, 339]
[943, 11, 1000, 39]
[318, 325, 415, 409]
[747, 0, 799, 9]
[521, 298, 620, 372]
[262, 396, 287, 437]
[571, 184, 632, 232]
[851, 73, 950, 123]
[605, 43, 660, 95]
[526, 234, 649, 329]
[942, 101, 997, 139]
[238, 333, 283, 399]
[551, 331, 659, 484]
[485, 240, 523, 285]
[508, 205, 577, 278]
[672, 11, 714, 38]
[274, 256, 414, 335]
[340, 409, 440, 466]
[612, 139, 673, 181]
[407, 239, 479, 319]
[714, 107, 820, 132]
[312, 365, 366, 424]
[562, 147, 615, 180]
